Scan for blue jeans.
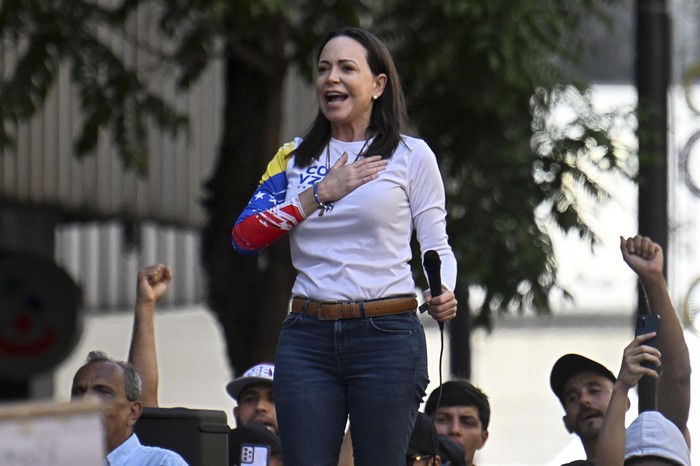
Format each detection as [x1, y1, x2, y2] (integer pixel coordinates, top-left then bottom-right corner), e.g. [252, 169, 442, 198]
[273, 311, 429, 466]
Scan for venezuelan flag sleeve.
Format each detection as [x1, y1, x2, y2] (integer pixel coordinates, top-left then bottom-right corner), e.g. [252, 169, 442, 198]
[232, 141, 306, 254]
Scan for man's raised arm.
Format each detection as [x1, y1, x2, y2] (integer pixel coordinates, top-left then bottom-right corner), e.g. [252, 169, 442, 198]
[127, 264, 172, 407]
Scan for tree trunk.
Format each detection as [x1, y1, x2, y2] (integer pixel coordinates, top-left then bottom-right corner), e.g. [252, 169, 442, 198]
[201, 43, 293, 376]
[449, 284, 472, 379]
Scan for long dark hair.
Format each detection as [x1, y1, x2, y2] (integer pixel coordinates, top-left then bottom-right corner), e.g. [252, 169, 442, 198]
[292, 27, 408, 168]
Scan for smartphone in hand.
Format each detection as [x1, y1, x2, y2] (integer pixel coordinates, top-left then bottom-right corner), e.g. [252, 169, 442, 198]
[241, 444, 270, 466]
[635, 313, 660, 369]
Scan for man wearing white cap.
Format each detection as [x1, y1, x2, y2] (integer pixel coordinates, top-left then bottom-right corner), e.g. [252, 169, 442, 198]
[595, 236, 691, 465]
[226, 362, 278, 433]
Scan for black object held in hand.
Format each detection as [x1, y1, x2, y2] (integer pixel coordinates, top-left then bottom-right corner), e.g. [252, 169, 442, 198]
[635, 313, 660, 413]
[635, 314, 660, 364]
[423, 250, 444, 330]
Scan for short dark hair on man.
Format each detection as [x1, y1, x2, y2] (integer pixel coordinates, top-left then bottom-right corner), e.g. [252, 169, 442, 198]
[86, 350, 142, 402]
[424, 380, 491, 430]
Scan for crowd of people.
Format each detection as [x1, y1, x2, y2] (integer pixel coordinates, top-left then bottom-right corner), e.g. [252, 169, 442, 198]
[61, 26, 692, 466]
[77, 235, 690, 466]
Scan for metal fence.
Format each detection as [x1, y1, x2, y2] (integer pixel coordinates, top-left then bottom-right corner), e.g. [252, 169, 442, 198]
[54, 221, 204, 311]
[0, 4, 223, 228]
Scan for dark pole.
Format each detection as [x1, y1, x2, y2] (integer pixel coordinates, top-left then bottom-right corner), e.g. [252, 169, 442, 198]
[449, 286, 471, 379]
[635, 0, 669, 413]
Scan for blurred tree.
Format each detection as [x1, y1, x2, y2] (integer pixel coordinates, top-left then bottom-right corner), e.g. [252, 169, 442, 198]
[0, 0, 634, 376]
[376, 0, 636, 328]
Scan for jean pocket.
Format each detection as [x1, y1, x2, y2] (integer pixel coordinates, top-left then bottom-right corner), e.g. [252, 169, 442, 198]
[367, 313, 417, 334]
[281, 312, 304, 328]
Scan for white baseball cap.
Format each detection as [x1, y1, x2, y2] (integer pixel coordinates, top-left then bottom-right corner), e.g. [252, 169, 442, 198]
[226, 362, 275, 401]
[624, 411, 690, 466]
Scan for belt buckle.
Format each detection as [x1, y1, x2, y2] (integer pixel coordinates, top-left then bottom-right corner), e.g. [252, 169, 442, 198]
[341, 302, 354, 319]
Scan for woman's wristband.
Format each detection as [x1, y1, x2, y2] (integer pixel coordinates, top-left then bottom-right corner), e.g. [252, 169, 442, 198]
[313, 182, 334, 216]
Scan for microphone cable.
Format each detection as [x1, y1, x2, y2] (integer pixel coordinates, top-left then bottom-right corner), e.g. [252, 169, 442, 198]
[420, 300, 446, 464]
[430, 321, 446, 464]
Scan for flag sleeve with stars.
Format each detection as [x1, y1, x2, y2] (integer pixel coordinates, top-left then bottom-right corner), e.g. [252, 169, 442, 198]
[231, 141, 306, 254]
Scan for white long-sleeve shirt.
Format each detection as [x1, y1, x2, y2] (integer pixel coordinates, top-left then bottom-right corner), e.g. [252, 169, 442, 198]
[284, 136, 457, 301]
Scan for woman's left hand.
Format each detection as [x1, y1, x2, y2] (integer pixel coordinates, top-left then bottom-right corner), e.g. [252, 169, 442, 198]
[423, 287, 458, 323]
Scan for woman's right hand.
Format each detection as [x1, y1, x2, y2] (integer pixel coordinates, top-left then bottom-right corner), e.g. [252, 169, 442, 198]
[315, 153, 388, 203]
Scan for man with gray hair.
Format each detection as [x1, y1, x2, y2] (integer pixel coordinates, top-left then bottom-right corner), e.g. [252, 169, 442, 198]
[71, 350, 189, 465]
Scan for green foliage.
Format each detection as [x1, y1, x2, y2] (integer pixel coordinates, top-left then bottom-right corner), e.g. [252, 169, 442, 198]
[0, 0, 187, 174]
[0, 0, 633, 334]
[372, 0, 631, 327]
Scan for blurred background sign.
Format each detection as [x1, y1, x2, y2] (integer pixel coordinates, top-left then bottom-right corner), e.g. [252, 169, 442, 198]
[0, 254, 81, 379]
[671, 0, 700, 335]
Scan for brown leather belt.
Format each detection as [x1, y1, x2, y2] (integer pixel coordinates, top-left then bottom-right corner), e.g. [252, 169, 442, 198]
[291, 296, 417, 320]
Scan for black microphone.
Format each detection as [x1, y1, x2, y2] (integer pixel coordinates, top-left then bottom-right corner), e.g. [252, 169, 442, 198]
[423, 250, 445, 331]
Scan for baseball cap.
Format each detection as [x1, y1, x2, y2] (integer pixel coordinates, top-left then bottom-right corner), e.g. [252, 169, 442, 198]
[229, 422, 282, 462]
[624, 411, 690, 466]
[406, 412, 439, 459]
[226, 363, 274, 401]
[550, 354, 616, 404]
[437, 434, 467, 466]
[406, 413, 467, 466]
